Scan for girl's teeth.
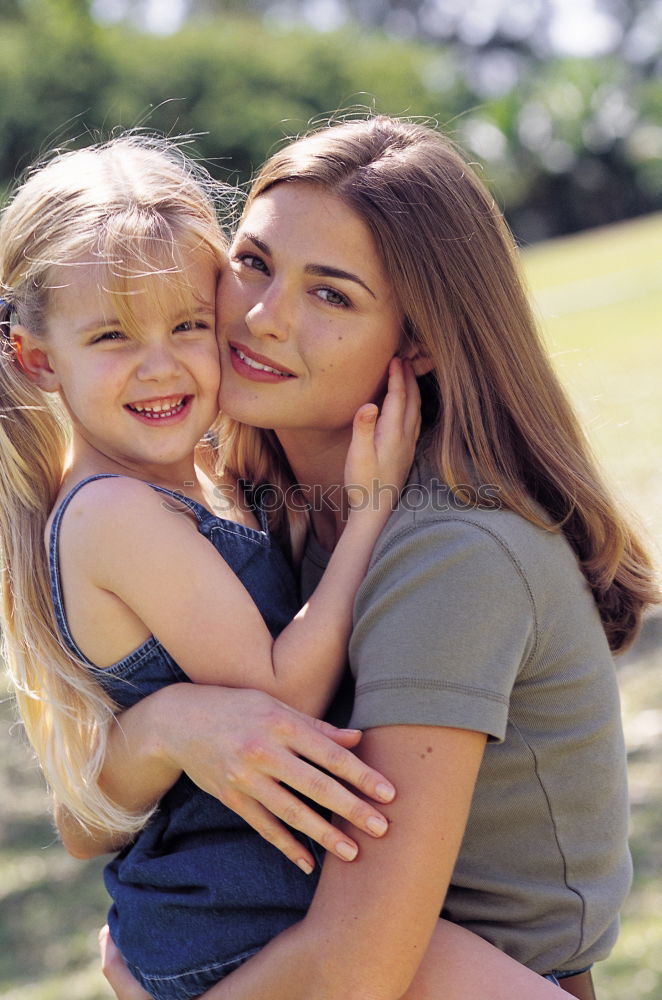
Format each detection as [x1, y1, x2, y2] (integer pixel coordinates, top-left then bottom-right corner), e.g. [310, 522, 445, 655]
[130, 398, 186, 417]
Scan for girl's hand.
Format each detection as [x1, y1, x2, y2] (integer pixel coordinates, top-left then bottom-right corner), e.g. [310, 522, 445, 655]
[344, 357, 421, 514]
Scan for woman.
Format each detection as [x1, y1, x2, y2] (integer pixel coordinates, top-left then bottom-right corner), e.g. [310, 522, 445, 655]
[62, 116, 657, 999]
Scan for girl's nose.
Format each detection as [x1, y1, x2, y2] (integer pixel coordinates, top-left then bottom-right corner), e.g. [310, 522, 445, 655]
[245, 283, 291, 343]
[136, 343, 181, 381]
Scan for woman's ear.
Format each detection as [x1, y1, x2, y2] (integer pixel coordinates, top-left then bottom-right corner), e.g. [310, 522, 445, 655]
[10, 326, 60, 391]
[400, 344, 434, 376]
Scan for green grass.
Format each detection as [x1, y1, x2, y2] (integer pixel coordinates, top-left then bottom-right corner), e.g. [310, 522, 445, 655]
[1, 213, 660, 998]
[525, 214, 662, 999]
[524, 212, 662, 557]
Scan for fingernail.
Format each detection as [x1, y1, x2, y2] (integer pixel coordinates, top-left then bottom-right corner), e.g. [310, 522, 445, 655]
[297, 858, 314, 875]
[366, 815, 388, 836]
[376, 782, 395, 802]
[337, 841, 359, 861]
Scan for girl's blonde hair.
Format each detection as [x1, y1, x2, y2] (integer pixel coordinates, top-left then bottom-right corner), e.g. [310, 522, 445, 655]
[0, 135, 228, 834]
[216, 115, 658, 650]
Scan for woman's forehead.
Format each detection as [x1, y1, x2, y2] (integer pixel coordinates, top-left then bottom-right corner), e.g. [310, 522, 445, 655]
[240, 183, 391, 293]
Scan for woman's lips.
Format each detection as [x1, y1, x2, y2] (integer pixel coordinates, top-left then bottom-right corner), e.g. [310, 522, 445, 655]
[229, 343, 296, 382]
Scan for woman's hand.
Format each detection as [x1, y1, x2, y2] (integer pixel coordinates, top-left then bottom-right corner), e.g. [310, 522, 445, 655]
[156, 685, 396, 871]
[344, 357, 421, 514]
[58, 684, 396, 870]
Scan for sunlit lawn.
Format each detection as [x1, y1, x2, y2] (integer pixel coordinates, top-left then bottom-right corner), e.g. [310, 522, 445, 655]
[1, 213, 660, 998]
[525, 212, 662, 1000]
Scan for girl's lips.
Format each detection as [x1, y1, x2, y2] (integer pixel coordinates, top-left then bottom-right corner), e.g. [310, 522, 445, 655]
[124, 395, 192, 423]
[229, 343, 296, 382]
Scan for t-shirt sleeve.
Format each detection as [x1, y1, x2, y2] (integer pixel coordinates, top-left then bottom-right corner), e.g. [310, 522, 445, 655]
[348, 517, 537, 741]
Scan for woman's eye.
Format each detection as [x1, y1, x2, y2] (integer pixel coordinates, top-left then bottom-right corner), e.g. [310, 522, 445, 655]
[235, 253, 269, 274]
[316, 287, 349, 307]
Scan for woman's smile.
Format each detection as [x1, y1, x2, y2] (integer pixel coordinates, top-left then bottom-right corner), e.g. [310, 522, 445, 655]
[217, 182, 404, 438]
[228, 342, 297, 381]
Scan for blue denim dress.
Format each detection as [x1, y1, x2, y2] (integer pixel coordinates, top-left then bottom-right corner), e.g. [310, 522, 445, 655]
[49, 475, 322, 1000]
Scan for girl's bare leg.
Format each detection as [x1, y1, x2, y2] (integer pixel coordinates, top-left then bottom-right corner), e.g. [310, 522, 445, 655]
[100, 919, 564, 1000]
[400, 919, 562, 999]
[99, 926, 150, 1000]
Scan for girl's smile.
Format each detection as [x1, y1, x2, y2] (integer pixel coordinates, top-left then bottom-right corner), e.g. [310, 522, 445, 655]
[17, 250, 220, 485]
[125, 395, 194, 422]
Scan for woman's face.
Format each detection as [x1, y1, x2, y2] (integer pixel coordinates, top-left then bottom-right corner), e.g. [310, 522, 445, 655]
[216, 182, 403, 443]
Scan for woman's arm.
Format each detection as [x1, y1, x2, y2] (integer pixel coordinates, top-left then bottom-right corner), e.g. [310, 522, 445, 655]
[203, 723, 486, 1000]
[99, 725, 560, 1000]
[56, 684, 396, 866]
[99, 919, 562, 1000]
[164, 523, 545, 999]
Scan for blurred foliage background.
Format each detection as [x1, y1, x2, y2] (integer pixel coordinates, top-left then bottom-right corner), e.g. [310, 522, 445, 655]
[1, 0, 662, 241]
[1, 1, 660, 998]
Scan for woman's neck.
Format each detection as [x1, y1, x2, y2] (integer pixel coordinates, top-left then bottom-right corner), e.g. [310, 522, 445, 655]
[276, 427, 351, 551]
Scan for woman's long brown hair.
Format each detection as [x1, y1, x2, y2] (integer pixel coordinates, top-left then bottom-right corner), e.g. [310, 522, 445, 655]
[217, 115, 658, 651]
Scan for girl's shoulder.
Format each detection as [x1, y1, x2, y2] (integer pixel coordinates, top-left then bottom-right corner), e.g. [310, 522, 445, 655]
[47, 474, 198, 553]
[50, 472, 164, 521]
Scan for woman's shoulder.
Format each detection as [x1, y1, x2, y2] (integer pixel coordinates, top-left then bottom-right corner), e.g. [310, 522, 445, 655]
[372, 456, 584, 611]
[385, 460, 556, 553]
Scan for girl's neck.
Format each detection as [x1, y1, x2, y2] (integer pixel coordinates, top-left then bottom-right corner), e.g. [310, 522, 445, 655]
[276, 427, 350, 551]
[64, 434, 204, 503]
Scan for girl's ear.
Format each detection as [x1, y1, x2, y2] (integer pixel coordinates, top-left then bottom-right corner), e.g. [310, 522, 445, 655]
[10, 326, 60, 392]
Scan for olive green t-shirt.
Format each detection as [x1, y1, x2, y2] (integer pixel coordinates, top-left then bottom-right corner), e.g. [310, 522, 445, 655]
[302, 453, 632, 975]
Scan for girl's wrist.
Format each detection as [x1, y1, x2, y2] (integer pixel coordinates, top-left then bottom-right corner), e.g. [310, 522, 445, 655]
[139, 685, 187, 776]
[343, 502, 393, 542]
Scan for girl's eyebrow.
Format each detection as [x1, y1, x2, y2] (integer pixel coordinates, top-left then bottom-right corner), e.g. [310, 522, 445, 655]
[76, 317, 121, 334]
[240, 231, 376, 299]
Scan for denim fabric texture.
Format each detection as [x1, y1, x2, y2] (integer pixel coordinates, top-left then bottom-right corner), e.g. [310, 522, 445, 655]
[49, 475, 322, 1000]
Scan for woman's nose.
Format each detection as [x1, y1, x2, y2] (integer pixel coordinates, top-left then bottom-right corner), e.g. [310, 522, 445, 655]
[245, 283, 291, 342]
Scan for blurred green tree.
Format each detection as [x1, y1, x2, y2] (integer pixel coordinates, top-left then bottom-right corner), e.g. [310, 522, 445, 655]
[1, 0, 661, 240]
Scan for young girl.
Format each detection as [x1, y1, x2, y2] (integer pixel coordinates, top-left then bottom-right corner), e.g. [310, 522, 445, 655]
[0, 136, 420, 999]
[86, 116, 658, 1000]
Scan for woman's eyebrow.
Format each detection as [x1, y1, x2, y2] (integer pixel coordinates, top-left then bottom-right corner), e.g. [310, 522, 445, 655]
[239, 231, 376, 299]
[242, 232, 270, 256]
[304, 263, 376, 299]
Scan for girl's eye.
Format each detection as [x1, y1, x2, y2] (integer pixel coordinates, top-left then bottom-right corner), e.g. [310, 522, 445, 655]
[173, 319, 212, 333]
[315, 287, 349, 307]
[93, 330, 125, 343]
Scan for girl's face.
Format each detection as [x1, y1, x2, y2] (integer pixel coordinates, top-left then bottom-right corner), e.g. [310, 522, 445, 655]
[19, 249, 220, 481]
[216, 183, 404, 446]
